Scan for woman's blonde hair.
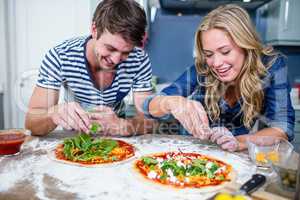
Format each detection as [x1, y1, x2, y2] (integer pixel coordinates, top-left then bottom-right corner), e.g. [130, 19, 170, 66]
[194, 4, 277, 128]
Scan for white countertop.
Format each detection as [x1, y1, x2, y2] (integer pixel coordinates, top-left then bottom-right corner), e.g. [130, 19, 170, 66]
[0, 132, 258, 200]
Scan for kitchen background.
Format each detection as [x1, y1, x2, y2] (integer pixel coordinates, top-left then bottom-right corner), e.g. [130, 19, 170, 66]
[0, 0, 299, 146]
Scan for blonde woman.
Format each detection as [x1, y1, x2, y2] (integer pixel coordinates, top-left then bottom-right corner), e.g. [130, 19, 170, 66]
[143, 4, 295, 151]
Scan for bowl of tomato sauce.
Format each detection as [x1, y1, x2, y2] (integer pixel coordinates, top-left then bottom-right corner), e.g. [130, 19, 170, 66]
[0, 129, 30, 155]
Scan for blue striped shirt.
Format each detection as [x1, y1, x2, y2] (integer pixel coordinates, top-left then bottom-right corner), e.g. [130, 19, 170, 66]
[37, 36, 152, 109]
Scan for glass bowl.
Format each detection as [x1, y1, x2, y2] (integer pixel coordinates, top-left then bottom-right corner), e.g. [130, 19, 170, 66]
[272, 151, 299, 191]
[0, 129, 30, 155]
[246, 136, 294, 168]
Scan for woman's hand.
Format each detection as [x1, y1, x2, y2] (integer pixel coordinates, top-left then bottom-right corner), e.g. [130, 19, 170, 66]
[166, 96, 211, 140]
[210, 127, 239, 152]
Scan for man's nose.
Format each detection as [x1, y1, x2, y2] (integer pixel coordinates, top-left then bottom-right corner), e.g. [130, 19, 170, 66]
[111, 52, 127, 64]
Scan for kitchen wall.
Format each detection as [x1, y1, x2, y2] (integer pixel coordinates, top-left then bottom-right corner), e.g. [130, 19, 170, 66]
[147, 7, 300, 85]
[0, 0, 7, 129]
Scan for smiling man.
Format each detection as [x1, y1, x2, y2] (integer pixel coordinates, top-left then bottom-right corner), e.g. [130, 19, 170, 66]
[25, 0, 154, 136]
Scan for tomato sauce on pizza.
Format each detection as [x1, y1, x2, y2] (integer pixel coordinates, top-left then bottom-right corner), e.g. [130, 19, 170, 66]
[55, 134, 135, 165]
[134, 152, 232, 188]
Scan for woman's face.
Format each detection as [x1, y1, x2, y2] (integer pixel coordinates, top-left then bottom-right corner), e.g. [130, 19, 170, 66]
[201, 28, 245, 83]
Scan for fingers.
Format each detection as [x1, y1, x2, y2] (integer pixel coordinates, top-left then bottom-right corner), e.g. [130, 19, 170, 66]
[221, 141, 238, 152]
[216, 135, 233, 145]
[74, 103, 90, 131]
[171, 100, 210, 140]
[52, 114, 73, 130]
[210, 131, 223, 143]
[50, 102, 91, 133]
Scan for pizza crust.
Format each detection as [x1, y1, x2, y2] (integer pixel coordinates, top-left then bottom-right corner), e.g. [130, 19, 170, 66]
[132, 152, 237, 193]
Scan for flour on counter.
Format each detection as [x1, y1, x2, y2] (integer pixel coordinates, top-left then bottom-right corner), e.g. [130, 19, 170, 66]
[0, 133, 257, 200]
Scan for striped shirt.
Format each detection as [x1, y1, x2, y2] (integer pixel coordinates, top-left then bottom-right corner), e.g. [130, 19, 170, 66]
[37, 36, 152, 110]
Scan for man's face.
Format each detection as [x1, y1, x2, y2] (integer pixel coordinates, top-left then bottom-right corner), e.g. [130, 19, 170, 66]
[202, 28, 245, 83]
[92, 28, 134, 71]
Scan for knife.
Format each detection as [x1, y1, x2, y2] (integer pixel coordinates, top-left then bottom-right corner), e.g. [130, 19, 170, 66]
[207, 174, 266, 200]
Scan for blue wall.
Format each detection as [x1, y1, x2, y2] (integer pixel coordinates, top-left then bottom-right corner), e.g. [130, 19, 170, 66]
[146, 8, 300, 85]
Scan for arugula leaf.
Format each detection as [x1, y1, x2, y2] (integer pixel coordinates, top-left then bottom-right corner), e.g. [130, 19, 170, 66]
[63, 139, 75, 160]
[141, 157, 158, 166]
[216, 174, 225, 180]
[62, 134, 118, 162]
[90, 122, 101, 134]
[208, 162, 219, 174]
[161, 160, 185, 176]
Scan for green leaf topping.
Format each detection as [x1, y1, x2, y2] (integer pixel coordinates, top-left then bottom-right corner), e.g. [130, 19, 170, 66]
[90, 122, 101, 134]
[62, 134, 118, 162]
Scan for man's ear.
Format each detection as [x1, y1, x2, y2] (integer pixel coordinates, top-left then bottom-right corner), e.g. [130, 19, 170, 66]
[91, 22, 97, 39]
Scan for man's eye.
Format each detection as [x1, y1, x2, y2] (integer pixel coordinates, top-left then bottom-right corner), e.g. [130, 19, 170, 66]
[106, 47, 115, 52]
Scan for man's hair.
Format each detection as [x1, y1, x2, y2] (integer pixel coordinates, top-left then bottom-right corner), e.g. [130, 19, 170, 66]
[92, 0, 146, 47]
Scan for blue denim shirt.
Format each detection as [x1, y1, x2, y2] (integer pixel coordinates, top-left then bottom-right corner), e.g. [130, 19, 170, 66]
[143, 56, 295, 141]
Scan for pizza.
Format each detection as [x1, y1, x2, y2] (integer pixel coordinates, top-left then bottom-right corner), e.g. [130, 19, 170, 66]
[134, 152, 234, 189]
[53, 133, 135, 166]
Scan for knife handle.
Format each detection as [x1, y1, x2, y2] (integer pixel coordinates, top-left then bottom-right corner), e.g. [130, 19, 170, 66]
[240, 174, 266, 194]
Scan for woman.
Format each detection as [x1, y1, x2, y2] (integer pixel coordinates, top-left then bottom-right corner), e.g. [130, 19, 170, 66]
[143, 4, 295, 151]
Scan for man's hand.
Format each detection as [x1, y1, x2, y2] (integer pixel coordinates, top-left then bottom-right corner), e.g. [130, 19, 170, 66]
[210, 127, 239, 152]
[49, 102, 90, 133]
[166, 97, 211, 140]
[88, 105, 130, 136]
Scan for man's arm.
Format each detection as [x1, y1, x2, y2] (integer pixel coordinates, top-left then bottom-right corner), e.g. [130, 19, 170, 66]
[25, 86, 90, 136]
[25, 86, 60, 136]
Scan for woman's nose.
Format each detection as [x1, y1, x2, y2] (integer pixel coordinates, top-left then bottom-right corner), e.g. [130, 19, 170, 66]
[212, 55, 223, 68]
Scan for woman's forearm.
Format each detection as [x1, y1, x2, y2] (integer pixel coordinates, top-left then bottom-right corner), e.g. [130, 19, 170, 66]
[149, 96, 185, 118]
[236, 127, 288, 151]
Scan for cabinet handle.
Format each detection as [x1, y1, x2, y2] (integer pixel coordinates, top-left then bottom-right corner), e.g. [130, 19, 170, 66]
[284, 0, 289, 31]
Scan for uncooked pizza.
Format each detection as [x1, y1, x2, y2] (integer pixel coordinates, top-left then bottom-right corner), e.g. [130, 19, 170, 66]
[134, 152, 234, 189]
[54, 133, 135, 166]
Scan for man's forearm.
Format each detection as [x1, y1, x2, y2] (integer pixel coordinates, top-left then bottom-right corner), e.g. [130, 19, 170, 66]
[25, 108, 57, 136]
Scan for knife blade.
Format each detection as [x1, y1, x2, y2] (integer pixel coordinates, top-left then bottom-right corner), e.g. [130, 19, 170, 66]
[207, 174, 266, 200]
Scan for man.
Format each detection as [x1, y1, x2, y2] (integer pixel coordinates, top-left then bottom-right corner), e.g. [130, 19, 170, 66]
[25, 0, 154, 136]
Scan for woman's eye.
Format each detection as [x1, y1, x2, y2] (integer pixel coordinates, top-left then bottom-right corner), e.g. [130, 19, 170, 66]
[222, 50, 230, 55]
[205, 54, 212, 58]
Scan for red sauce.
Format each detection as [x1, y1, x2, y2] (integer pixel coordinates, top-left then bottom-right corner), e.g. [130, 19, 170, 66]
[0, 131, 26, 155]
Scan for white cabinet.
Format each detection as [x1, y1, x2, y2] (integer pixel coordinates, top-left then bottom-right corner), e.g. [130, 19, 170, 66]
[261, 0, 300, 46]
[2, 0, 93, 128]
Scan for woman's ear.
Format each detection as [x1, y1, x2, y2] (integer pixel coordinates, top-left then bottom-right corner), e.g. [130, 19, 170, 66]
[91, 22, 97, 39]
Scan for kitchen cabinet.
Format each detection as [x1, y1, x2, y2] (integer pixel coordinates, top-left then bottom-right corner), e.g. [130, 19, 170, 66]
[293, 110, 300, 150]
[259, 0, 300, 46]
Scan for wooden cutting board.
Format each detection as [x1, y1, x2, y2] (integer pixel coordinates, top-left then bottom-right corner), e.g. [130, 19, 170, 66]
[219, 182, 291, 200]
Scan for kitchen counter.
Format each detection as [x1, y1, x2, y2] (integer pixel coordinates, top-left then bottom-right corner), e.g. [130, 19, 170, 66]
[0, 131, 288, 200]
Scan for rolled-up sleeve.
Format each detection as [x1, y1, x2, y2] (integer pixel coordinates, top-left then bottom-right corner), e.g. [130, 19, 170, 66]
[142, 65, 199, 119]
[263, 56, 295, 141]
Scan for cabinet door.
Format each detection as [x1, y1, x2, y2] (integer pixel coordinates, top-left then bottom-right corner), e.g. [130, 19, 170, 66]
[264, 0, 300, 46]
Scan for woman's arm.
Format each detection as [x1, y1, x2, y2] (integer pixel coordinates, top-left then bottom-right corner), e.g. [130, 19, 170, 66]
[236, 127, 288, 150]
